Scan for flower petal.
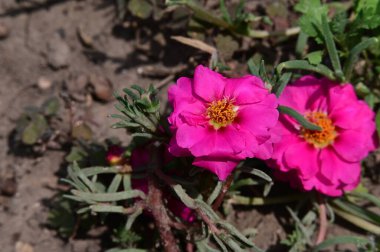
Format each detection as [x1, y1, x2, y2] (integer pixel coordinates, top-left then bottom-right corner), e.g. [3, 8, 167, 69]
[320, 147, 361, 184]
[193, 65, 226, 102]
[193, 157, 239, 181]
[332, 129, 373, 162]
[189, 126, 246, 158]
[329, 101, 375, 130]
[283, 141, 319, 179]
[175, 124, 209, 149]
[224, 75, 268, 105]
[237, 100, 279, 134]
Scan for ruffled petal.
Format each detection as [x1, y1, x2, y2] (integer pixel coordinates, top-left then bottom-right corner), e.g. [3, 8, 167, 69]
[279, 75, 329, 113]
[283, 141, 319, 179]
[327, 84, 358, 112]
[189, 126, 246, 158]
[332, 129, 373, 162]
[224, 75, 269, 105]
[168, 133, 192, 157]
[236, 100, 279, 134]
[193, 65, 225, 102]
[193, 157, 239, 181]
[320, 148, 361, 184]
[175, 125, 209, 150]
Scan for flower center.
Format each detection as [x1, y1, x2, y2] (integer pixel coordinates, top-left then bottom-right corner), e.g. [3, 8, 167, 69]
[206, 98, 237, 129]
[300, 111, 337, 148]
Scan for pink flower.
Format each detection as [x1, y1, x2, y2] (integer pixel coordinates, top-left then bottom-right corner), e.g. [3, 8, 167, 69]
[106, 145, 126, 166]
[270, 76, 377, 196]
[168, 65, 279, 180]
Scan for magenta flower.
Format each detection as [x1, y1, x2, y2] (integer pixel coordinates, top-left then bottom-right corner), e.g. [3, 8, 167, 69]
[106, 145, 126, 166]
[270, 76, 377, 196]
[168, 65, 279, 180]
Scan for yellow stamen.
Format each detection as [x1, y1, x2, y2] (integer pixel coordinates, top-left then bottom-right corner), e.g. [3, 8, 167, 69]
[206, 98, 237, 129]
[300, 111, 337, 148]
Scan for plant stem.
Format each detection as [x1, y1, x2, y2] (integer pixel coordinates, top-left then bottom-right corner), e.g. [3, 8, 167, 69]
[315, 193, 328, 245]
[195, 208, 221, 235]
[229, 193, 306, 206]
[148, 175, 179, 252]
[212, 175, 234, 210]
[332, 206, 380, 235]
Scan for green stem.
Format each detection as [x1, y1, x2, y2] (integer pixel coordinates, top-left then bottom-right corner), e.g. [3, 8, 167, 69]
[332, 206, 380, 235]
[278, 105, 322, 131]
[320, 13, 343, 81]
[230, 194, 306, 206]
[343, 37, 379, 80]
[276, 60, 335, 80]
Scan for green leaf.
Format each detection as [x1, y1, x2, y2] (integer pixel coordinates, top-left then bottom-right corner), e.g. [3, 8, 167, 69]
[332, 199, 380, 225]
[47, 198, 76, 238]
[230, 178, 259, 191]
[231, 194, 305, 206]
[65, 146, 87, 163]
[212, 234, 229, 252]
[278, 105, 322, 131]
[81, 166, 120, 176]
[376, 108, 380, 140]
[72, 122, 93, 141]
[217, 221, 256, 248]
[274, 72, 292, 98]
[123, 174, 132, 191]
[128, 0, 153, 19]
[332, 206, 380, 235]
[71, 189, 146, 202]
[123, 88, 139, 100]
[172, 184, 195, 208]
[195, 199, 219, 221]
[352, 0, 380, 30]
[343, 37, 379, 80]
[349, 191, 380, 208]
[241, 167, 272, 182]
[276, 60, 335, 80]
[130, 85, 145, 95]
[295, 32, 309, 57]
[311, 236, 371, 252]
[330, 11, 347, 35]
[320, 13, 343, 80]
[108, 174, 122, 193]
[21, 114, 48, 145]
[126, 207, 143, 230]
[219, 0, 232, 24]
[90, 204, 126, 214]
[295, 0, 327, 41]
[207, 181, 223, 205]
[41, 97, 60, 116]
[305, 51, 323, 65]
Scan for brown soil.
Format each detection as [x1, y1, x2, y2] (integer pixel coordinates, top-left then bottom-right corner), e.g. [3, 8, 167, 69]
[0, 1, 378, 252]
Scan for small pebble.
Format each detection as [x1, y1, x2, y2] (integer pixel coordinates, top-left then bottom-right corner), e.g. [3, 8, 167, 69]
[46, 33, 70, 69]
[37, 76, 52, 90]
[89, 74, 113, 102]
[0, 22, 9, 39]
[0, 178, 17, 197]
[15, 242, 34, 252]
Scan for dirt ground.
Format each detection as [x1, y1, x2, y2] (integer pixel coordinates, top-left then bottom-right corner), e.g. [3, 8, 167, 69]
[0, 1, 144, 251]
[0, 1, 378, 252]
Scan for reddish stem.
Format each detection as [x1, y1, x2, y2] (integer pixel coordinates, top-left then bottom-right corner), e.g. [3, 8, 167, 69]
[315, 193, 328, 245]
[148, 175, 179, 252]
[212, 175, 234, 211]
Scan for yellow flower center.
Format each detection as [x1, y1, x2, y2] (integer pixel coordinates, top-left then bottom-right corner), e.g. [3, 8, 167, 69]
[300, 111, 337, 148]
[206, 98, 237, 129]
